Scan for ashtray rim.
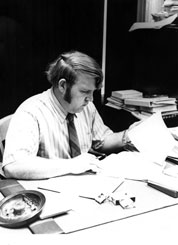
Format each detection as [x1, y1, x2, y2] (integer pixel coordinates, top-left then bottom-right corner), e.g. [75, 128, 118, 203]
[0, 190, 46, 228]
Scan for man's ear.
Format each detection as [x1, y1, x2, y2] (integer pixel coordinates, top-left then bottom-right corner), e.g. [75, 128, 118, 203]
[57, 78, 67, 94]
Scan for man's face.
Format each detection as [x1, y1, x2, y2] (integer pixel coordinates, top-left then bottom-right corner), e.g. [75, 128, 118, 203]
[65, 73, 96, 113]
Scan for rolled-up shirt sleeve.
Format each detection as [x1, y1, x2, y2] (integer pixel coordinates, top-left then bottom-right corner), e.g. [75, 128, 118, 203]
[91, 104, 113, 141]
[3, 111, 40, 167]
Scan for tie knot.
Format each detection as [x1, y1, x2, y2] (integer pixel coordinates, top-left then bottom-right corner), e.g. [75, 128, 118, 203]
[66, 113, 74, 123]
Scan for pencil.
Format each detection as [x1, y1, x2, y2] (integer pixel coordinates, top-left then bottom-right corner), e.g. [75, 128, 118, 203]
[38, 187, 61, 194]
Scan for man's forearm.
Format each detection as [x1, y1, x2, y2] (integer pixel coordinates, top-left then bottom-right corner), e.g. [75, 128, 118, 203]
[3, 153, 100, 180]
[100, 131, 127, 154]
[3, 156, 72, 180]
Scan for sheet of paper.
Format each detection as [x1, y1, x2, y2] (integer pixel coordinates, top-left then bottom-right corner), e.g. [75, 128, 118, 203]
[54, 179, 178, 234]
[128, 112, 175, 165]
[99, 151, 162, 180]
[129, 14, 177, 32]
[169, 126, 178, 140]
[19, 169, 178, 234]
[37, 174, 124, 199]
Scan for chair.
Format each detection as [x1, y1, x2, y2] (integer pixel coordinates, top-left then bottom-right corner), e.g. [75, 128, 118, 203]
[0, 114, 12, 178]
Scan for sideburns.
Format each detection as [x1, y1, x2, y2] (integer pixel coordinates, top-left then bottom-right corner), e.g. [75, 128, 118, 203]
[64, 86, 72, 103]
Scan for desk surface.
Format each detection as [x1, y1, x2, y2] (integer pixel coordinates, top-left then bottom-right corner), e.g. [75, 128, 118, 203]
[1, 175, 178, 245]
[1, 201, 178, 245]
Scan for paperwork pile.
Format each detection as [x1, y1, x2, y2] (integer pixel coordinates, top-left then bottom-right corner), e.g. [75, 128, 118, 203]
[100, 112, 178, 190]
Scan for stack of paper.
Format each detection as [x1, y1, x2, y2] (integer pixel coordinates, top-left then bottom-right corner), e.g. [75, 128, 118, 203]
[99, 112, 178, 193]
[128, 112, 175, 164]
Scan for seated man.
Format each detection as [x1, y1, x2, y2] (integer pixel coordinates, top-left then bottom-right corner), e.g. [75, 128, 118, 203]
[3, 50, 132, 180]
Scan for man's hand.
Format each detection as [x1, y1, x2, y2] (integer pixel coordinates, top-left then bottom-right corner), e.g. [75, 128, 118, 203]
[69, 153, 101, 174]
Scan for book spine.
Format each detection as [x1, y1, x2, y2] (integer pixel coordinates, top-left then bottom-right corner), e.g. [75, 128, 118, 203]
[125, 99, 153, 107]
[125, 98, 176, 107]
[111, 91, 143, 99]
[140, 105, 177, 113]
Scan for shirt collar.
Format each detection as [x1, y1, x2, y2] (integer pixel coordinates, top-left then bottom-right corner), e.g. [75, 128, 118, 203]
[48, 87, 67, 123]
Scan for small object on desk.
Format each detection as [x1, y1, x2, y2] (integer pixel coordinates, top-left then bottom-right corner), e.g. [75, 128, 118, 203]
[166, 156, 178, 165]
[108, 192, 136, 209]
[79, 193, 107, 204]
[94, 193, 107, 204]
[0, 190, 46, 228]
[147, 180, 178, 198]
[79, 179, 125, 204]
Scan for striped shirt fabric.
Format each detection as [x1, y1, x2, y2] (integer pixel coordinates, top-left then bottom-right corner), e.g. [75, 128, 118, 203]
[3, 88, 113, 167]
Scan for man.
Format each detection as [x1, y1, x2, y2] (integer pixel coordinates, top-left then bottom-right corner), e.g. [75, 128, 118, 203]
[3, 50, 131, 180]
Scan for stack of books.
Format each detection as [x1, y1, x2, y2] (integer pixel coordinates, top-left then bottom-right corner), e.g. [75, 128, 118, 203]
[125, 95, 177, 116]
[106, 89, 178, 117]
[163, 0, 178, 15]
[106, 89, 143, 112]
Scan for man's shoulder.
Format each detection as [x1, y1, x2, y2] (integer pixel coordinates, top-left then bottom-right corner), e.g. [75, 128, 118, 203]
[18, 90, 49, 108]
[15, 89, 51, 117]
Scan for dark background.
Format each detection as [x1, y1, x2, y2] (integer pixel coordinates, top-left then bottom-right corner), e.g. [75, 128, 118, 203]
[1, 0, 177, 131]
[0, 0, 104, 117]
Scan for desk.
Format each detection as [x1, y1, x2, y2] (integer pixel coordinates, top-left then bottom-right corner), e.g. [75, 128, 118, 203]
[1, 175, 178, 245]
[1, 205, 178, 245]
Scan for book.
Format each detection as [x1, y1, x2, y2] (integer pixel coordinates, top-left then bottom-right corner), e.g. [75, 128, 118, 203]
[164, 0, 178, 6]
[106, 102, 138, 112]
[111, 89, 143, 99]
[139, 110, 178, 119]
[140, 104, 177, 113]
[106, 102, 122, 110]
[125, 97, 176, 107]
[107, 96, 124, 105]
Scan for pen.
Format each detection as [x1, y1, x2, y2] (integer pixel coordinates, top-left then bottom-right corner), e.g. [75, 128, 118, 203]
[38, 187, 61, 194]
[112, 180, 124, 193]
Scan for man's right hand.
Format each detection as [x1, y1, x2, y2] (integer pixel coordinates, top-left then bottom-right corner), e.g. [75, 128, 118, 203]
[69, 153, 101, 174]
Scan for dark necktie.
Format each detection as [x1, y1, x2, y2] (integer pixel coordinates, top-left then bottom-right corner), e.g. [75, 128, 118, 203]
[66, 113, 81, 158]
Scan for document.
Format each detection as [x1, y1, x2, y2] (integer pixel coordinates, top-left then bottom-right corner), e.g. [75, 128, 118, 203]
[99, 151, 161, 180]
[37, 174, 124, 200]
[129, 14, 177, 32]
[128, 112, 175, 165]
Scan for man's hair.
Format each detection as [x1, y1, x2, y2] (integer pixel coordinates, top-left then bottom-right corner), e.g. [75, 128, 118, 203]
[46, 50, 103, 89]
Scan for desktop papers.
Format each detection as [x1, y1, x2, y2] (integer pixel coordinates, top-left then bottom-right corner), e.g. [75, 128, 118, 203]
[128, 112, 175, 165]
[37, 174, 124, 201]
[99, 151, 162, 180]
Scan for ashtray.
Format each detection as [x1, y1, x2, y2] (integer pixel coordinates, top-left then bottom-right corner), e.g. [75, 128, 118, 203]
[0, 190, 46, 228]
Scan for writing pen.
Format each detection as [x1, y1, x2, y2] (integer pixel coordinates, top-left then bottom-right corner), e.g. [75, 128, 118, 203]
[112, 180, 125, 193]
[38, 187, 61, 194]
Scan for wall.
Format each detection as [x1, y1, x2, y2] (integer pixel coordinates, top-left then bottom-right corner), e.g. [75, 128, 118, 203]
[104, 0, 137, 100]
[103, 0, 138, 131]
[0, 0, 104, 118]
[0, 0, 139, 132]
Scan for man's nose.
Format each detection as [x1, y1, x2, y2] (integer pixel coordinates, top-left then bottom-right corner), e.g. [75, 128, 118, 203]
[86, 93, 93, 102]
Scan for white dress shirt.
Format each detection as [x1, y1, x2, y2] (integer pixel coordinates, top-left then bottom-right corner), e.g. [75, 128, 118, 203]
[3, 88, 113, 167]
